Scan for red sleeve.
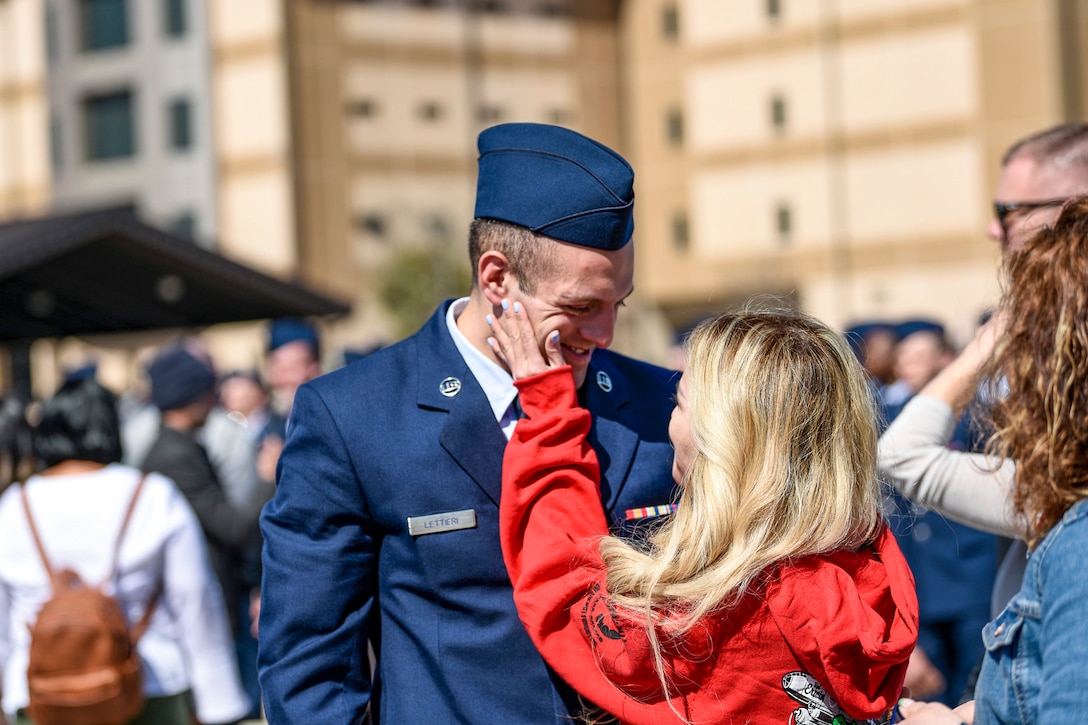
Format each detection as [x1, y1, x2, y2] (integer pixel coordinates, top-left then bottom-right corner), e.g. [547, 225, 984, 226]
[500, 367, 668, 718]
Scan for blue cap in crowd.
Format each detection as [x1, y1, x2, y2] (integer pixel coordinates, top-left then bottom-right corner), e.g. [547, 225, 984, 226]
[148, 346, 216, 411]
[896, 319, 945, 340]
[473, 123, 635, 251]
[844, 321, 899, 362]
[268, 318, 320, 355]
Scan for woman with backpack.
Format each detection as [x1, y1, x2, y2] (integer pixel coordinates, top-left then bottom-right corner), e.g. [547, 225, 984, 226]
[0, 377, 250, 725]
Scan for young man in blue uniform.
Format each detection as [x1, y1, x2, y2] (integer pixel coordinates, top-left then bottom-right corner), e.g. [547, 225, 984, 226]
[258, 123, 679, 724]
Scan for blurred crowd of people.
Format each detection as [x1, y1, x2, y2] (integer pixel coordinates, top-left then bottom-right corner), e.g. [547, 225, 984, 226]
[0, 317, 327, 724]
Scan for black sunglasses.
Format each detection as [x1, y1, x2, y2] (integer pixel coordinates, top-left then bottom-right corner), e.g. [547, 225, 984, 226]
[993, 197, 1070, 236]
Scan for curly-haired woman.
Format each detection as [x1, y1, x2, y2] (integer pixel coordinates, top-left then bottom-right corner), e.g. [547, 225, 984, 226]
[900, 197, 1088, 723]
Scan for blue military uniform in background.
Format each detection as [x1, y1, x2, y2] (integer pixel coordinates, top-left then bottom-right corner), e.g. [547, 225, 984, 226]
[882, 394, 997, 707]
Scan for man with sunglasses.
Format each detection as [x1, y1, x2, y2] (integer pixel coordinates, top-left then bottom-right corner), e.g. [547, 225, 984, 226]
[989, 123, 1088, 253]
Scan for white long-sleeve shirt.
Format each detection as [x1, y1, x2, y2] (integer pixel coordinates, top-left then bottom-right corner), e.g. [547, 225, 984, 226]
[877, 394, 1021, 538]
[0, 464, 250, 723]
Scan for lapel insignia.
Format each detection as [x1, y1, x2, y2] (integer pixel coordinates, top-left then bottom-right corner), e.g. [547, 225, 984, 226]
[439, 377, 462, 397]
[596, 370, 613, 392]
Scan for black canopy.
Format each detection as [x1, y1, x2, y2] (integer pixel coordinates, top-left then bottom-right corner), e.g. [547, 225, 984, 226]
[0, 206, 350, 343]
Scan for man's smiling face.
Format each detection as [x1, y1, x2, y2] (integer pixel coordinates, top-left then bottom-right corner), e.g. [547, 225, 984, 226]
[510, 239, 635, 388]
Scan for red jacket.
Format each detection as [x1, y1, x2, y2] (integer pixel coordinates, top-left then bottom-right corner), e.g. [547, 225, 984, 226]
[501, 368, 918, 725]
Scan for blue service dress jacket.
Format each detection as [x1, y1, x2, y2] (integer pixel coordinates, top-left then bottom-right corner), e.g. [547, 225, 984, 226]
[258, 301, 678, 724]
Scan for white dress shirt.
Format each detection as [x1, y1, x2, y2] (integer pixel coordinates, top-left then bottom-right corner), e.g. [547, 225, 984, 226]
[0, 464, 250, 723]
[446, 297, 521, 439]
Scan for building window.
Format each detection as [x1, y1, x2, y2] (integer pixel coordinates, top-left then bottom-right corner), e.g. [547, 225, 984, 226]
[477, 105, 503, 123]
[547, 108, 572, 125]
[346, 99, 378, 118]
[164, 0, 186, 38]
[356, 213, 388, 238]
[168, 97, 192, 150]
[775, 202, 792, 244]
[49, 115, 63, 174]
[672, 212, 689, 252]
[770, 94, 787, 131]
[666, 108, 684, 146]
[172, 211, 196, 240]
[418, 101, 445, 122]
[662, 4, 679, 41]
[767, 0, 781, 20]
[537, 2, 569, 17]
[45, 4, 59, 63]
[424, 212, 451, 241]
[84, 90, 135, 160]
[80, 0, 128, 51]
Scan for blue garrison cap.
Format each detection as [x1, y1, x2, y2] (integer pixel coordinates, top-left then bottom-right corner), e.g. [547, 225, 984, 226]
[268, 317, 320, 355]
[896, 319, 946, 341]
[148, 346, 216, 411]
[474, 123, 635, 250]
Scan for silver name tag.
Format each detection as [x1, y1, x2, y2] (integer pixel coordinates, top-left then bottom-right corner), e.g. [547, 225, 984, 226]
[407, 509, 477, 536]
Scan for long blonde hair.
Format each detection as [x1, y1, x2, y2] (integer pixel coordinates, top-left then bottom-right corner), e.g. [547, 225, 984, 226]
[598, 309, 883, 695]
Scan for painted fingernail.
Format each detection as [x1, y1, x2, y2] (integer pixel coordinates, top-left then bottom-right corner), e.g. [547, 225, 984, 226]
[486, 337, 495, 348]
[501, 299, 509, 311]
[549, 331, 559, 343]
[513, 302, 521, 313]
[486, 315, 494, 326]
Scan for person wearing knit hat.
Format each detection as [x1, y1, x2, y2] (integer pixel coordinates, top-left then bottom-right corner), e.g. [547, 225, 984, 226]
[147, 346, 217, 413]
[140, 344, 261, 665]
[259, 123, 678, 724]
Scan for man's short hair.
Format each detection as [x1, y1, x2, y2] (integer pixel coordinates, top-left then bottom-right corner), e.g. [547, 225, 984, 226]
[468, 218, 556, 294]
[1002, 122, 1088, 172]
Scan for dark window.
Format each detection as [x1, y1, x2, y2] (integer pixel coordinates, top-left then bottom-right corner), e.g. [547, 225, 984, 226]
[770, 94, 787, 131]
[49, 115, 63, 174]
[666, 108, 684, 146]
[81, 0, 128, 51]
[424, 213, 451, 240]
[84, 90, 135, 160]
[418, 101, 445, 122]
[775, 202, 792, 244]
[172, 211, 196, 240]
[356, 213, 387, 238]
[346, 99, 378, 118]
[168, 97, 192, 150]
[164, 0, 187, 38]
[767, 0, 781, 20]
[672, 212, 689, 252]
[45, 4, 59, 63]
[662, 4, 679, 41]
[477, 105, 503, 123]
[538, 2, 569, 17]
[547, 108, 572, 125]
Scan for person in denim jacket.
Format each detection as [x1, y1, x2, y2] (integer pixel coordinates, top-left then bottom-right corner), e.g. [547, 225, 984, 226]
[899, 198, 1088, 724]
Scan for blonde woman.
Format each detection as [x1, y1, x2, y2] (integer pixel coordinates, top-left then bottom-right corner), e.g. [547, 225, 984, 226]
[489, 304, 918, 724]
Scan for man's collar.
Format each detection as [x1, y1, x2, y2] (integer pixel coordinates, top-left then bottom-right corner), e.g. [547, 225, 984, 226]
[446, 298, 518, 425]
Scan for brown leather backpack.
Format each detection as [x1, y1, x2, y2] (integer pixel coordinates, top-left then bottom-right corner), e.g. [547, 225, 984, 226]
[20, 475, 160, 725]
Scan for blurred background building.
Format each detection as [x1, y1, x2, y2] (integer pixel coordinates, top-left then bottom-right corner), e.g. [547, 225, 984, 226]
[1, 0, 1086, 393]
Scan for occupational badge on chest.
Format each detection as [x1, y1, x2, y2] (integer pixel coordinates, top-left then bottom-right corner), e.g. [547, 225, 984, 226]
[407, 509, 477, 536]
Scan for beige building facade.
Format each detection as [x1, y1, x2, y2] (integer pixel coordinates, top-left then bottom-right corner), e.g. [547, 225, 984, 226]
[0, 0, 49, 220]
[4, 0, 1087, 392]
[622, 0, 1088, 352]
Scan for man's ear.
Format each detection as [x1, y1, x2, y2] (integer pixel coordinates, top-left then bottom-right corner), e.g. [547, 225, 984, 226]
[478, 250, 517, 306]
